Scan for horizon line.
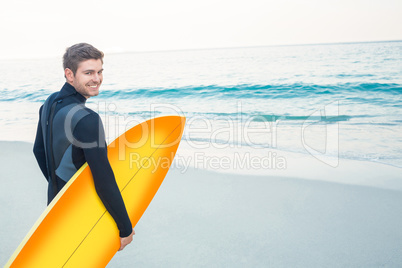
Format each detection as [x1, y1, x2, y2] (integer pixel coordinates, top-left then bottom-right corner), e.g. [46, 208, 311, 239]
[109, 39, 402, 55]
[1, 39, 401, 60]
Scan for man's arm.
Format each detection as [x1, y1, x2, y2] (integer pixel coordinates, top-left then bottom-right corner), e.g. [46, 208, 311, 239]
[73, 113, 134, 242]
[33, 105, 49, 180]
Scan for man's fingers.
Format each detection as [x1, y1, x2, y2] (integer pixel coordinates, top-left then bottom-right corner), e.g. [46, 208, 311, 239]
[119, 229, 135, 251]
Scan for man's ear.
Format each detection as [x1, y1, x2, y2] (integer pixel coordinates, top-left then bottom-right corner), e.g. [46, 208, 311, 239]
[65, 68, 74, 83]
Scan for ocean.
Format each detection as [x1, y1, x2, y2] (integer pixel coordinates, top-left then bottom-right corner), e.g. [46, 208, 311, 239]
[0, 41, 401, 168]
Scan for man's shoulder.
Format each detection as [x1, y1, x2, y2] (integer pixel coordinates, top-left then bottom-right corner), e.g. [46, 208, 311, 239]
[76, 108, 101, 126]
[40, 91, 60, 116]
[81, 107, 100, 118]
[43, 91, 59, 105]
[74, 109, 104, 138]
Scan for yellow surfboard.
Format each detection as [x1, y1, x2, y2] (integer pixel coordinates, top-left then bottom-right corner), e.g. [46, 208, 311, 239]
[6, 115, 186, 267]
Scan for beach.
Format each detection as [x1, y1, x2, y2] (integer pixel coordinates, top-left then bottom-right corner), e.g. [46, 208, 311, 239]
[1, 41, 402, 267]
[1, 141, 402, 267]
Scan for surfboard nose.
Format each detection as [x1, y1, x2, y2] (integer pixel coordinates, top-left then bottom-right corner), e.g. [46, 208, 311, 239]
[149, 116, 186, 148]
[108, 116, 185, 150]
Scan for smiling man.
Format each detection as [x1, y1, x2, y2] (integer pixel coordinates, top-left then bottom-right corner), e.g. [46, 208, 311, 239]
[33, 43, 134, 251]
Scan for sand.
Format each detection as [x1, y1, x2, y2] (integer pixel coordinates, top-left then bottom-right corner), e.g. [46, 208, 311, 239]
[1, 141, 402, 267]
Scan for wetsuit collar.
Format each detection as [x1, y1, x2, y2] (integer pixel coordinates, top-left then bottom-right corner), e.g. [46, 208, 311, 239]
[57, 82, 87, 103]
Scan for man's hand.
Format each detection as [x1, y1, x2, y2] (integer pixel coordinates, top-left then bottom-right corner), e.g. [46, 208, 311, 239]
[119, 229, 135, 251]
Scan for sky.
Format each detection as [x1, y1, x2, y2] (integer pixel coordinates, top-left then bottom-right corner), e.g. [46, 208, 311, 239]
[0, 0, 401, 59]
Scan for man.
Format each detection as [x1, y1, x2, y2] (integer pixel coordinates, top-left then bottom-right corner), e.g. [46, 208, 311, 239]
[33, 43, 134, 251]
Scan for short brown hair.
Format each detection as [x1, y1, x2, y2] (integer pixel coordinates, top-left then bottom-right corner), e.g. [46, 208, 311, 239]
[63, 43, 104, 75]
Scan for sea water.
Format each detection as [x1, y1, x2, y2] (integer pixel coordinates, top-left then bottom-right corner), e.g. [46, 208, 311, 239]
[0, 41, 401, 168]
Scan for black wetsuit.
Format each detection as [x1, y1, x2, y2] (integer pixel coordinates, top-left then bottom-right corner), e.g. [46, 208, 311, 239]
[33, 82, 132, 237]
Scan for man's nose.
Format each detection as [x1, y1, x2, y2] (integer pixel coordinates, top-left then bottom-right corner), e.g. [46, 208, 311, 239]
[92, 73, 100, 82]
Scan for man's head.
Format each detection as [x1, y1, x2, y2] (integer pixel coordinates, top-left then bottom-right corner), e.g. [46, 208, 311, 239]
[63, 43, 104, 99]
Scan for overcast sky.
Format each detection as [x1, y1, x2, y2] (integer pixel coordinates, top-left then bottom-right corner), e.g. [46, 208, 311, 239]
[0, 0, 401, 59]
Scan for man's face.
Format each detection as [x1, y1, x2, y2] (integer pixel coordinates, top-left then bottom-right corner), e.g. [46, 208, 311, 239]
[68, 59, 103, 99]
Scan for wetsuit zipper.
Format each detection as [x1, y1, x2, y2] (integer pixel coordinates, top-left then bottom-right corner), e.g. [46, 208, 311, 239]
[48, 100, 60, 196]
